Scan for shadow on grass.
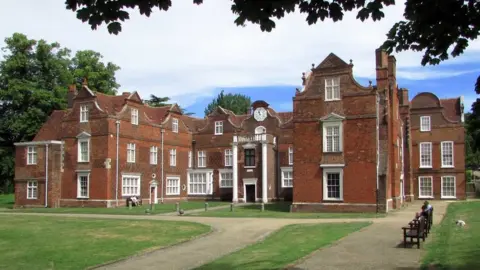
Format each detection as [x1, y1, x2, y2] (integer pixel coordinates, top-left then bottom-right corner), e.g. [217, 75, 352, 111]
[420, 249, 480, 270]
[239, 202, 291, 213]
[197, 260, 295, 270]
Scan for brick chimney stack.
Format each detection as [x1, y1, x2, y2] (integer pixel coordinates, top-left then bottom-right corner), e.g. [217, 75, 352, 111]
[67, 84, 77, 108]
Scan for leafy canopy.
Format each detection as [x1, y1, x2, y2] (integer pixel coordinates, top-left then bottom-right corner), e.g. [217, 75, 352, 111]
[204, 90, 251, 116]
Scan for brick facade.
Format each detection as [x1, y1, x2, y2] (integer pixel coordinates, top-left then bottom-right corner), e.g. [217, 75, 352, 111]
[13, 49, 466, 212]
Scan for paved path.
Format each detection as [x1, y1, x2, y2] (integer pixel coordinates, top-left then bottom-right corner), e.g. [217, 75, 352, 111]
[0, 200, 450, 270]
[289, 200, 450, 270]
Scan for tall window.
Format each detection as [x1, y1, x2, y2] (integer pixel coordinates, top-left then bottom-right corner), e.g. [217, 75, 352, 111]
[80, 105, 89, 123]
[288, 147, 293, 165]
[188, 172, 211, 195]
[150, 146, 158, 165]
[122, 175, 140, 196]
[324, 124, 341, 152]
[27, 146, 37, 165]
[245, 149, 255, 167]
[78, 139, 90, 162]
[172, 118, 178, 133]
[224, 149, 233, 166]
[419, 142, 432, 168]
[323, 168, 343, 200]
[77, 172, 89, 198]
[219, 171, 233, 188]
[188, 151, 192, 168]
[325, 77, 340, 101]
[441, 141, 454, 168]
[215, 121, 223, 135]
[170, 149, 177, 166]
[27, 181, 37, 199]
[127, 143, 136, 163]
[166, 177, 180, 195]
[281, 168, 293, 188]
[131, 108, 138, 125]
[441, 176, 456, 198]
[419, 176, 433, 198]
[420, 116, 430, 132]
[197, 151, 206, 167]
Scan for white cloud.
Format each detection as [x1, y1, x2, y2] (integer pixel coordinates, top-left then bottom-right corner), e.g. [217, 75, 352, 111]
[1, 0, 479, 107]
[398, 68, 480, 81]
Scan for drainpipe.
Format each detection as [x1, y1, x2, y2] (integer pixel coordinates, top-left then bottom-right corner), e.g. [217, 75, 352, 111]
[44, 143, 49, 208]
[376, 93, 380, 213]
[115, 120, 120, 207]
[161, 128, 165, 203]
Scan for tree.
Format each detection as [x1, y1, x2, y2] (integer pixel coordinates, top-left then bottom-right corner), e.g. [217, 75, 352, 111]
[71, 50, 120, 95]
[0, 32, 121, 192]
[144, 94, 195, 115]
[464, 113, 480, 169]
[204, 90, 251, 116]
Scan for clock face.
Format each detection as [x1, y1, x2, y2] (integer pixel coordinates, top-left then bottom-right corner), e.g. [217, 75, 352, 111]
[254, 107, 267, 122]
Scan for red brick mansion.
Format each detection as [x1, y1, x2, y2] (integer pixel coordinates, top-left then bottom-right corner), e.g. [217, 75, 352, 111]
[13, 49, 466, 212]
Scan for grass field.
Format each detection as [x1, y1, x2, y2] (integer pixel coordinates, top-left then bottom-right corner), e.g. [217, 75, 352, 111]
[0, 215, 210, 270]
[0, 194, 228, 215]
[189, 202, 386, 219]
[196, 222, 371, 270]
[422, 201, 480, 270]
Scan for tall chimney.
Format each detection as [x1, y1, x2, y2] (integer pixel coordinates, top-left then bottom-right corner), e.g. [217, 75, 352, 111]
[375, 48, 389, 90]
[67, 84, 77, 108]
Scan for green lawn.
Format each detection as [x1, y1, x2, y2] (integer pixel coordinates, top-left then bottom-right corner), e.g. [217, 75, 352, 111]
[422, 201, 480, 270]
[196, 222, 371, 270]
[0, 193, 14, 208]
[0, 215, 210, 270]
[189, 202, 386, 219]
[0, 194, 228, 215]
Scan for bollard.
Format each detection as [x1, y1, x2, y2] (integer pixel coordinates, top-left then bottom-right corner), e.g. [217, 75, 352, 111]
[261, 203, 265, 212]
[150, 203, 154, 212]
[128, 201, 132, 210]
[289, 204, 293, 213]
[176, 202, 180, 213]
[205, 202, 208, 212]
[230, 203, 234, 212]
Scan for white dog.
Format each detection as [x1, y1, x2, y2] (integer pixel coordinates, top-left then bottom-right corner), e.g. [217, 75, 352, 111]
[456, 220, 466, 227]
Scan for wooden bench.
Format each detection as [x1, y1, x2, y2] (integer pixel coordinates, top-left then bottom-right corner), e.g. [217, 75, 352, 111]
[402, 215, 426, 249]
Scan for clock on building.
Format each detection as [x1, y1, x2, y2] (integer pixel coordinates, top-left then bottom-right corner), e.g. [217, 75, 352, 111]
[254, 107, 267, 122]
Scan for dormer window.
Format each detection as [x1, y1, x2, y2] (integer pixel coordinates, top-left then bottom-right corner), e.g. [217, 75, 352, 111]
[420, 116, 430, 132]
[80, 105, 89, 123]
[325, 77, 340, 101]
[131, 108, 138, 125]
[215, 121, 223, 135]
[172, 118, 178, 133]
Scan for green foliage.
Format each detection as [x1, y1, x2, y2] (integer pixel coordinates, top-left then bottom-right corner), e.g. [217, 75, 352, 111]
[204, 90, 251, 116]
[144, 94, 195, 116]
[0, 32, 121, 191]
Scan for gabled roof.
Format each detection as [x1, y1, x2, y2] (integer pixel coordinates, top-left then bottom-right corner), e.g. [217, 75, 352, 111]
[33, 110, 67, 141]
[95, 92, 127, 114]
[319, 112, 346, 122]
[440, 98, 462, 122]
[316, 53, 350, 69]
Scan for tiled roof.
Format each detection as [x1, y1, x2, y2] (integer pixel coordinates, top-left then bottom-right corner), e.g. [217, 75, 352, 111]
[95, 92, 127, 114]
[143, 105, 170, 124]
[440, 98, 461, 122]
[180, 115, 205, 132]
[33, 110, 67, 141]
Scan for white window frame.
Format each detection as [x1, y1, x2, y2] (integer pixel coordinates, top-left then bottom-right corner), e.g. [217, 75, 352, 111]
[418, 176, 433, 198]
[441, 176, 456, 199]
[172, 118, 179, 133]
[77, 138, 90, 162]
[27, 181, 38, 199]
[150, 146, 158, 165]
[188, 150, 192, 168]
[127, 143, 136, 163]
[77, 172, 90, 199]
[288, 146, 293, 165]
[419, 142, 432, 168]
[324, 77, 340, 101]
[281, 167, 293, 188]
[122, 174, 141, 196]
[131, 108, 139, 125]
[219, 169, 233, 188]
[420, 116, 431, 132]
[187, 170, 213, 195]
[323, 122, 343, 152]
[169, 149, 177, 166]
[166, 176, 181, 195]
[224, 149, 233, 167]
[27, 146, 37, 165]
[198, 150, 206, 168]
[441, 141, 454, 168]
[323, 168, 343, 201]
[80, 104, 89, 123]
[214, 121, 223, 135]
